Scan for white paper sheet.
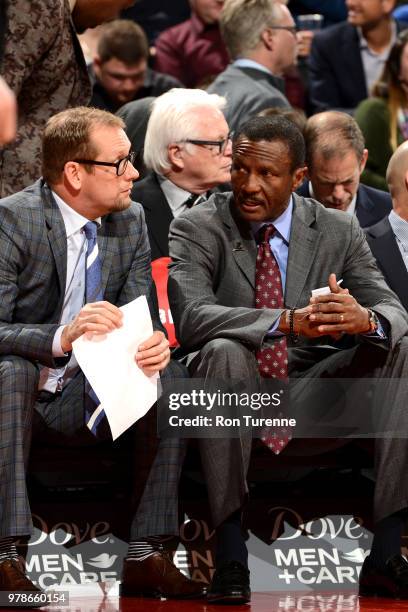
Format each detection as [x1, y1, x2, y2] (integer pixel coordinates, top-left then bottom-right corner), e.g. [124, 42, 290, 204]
[73, 296, 158, 440]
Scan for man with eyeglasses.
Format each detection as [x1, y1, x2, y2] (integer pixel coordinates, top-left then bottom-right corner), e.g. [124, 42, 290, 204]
[207, 0, 295, 132]
[0, 106, 206, 602]
[131, 88, 232, 261]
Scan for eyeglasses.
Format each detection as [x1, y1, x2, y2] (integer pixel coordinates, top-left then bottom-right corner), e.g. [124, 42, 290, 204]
[73, 150, 136, 176]
[182, 132, 234, 155]
[269, 25, 297, 35]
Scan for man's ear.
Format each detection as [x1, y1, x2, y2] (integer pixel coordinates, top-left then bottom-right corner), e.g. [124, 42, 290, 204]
[63, 161, 83, 191]
[292, 166, 308, 191]
[168, 143, 185, 171]
[359, 149, 368, 174]
[260, 27, 275, 51]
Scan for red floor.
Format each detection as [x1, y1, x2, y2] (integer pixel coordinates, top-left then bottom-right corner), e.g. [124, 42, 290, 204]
[1, 592, 407, 612]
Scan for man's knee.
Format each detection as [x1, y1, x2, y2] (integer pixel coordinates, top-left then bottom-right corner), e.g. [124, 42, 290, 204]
[194, 338, 258, 378]
[0, 355, 39, 394]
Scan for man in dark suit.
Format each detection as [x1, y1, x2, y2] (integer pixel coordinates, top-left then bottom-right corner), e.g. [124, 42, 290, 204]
[207, 0, 294, 132]
[309, 0, 406, 113]
[365, 141, 408, 310]
[131, 88, 232, 260]
[298, 111, 392, 227]
[168, 115, 408, 603]
[0, 107, 204, 601]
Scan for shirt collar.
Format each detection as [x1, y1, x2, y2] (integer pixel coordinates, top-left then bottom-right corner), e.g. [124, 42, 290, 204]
[233, 58, 273, 76]
[157, 175, 194, 214]
[357, 19, 397, 54]
[52, 190, 101, 237]
[251, 196, 293, 243]
[308, 181, 357, 216]
[389, 209, 408, 245]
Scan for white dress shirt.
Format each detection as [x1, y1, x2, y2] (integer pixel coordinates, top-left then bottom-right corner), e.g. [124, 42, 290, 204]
[38, 191, 101, 392]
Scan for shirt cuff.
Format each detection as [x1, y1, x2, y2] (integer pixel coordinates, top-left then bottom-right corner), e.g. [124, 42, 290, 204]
[52, 325, 69, 357]
[266, 318, 284, 337]
[362, 313, 387, 340]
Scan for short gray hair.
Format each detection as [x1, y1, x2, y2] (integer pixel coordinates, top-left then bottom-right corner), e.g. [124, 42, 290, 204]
[220, 0, 281, 59]
[305, 111, 366, 168]
[143, 88, 227, 174]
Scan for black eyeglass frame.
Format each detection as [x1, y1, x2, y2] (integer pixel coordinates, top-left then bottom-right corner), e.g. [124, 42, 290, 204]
[269, 25, 297, 35]
[73, 150, 136, 176]
[182, 132, 234, 155]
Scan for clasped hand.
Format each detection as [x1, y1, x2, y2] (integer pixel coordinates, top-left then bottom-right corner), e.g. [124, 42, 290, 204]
[294, 274, 371, 338]
[61, 301, 170, 375]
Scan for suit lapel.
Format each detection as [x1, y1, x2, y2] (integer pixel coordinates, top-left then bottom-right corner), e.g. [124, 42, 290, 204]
[368, 219, 408, 310]
[285, 195, 321, 307]
[142, 173, 174, 257]
[221, 195, 257, 289]
[98, 228, 115, 297]
[355, 187, 375, 227]
[343, 24, 367, 99]
[43, 184, 67, 312]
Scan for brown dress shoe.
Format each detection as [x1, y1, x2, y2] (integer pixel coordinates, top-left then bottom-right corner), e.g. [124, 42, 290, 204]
[0, 559, 44, 607]
[120, 552, 207, 599]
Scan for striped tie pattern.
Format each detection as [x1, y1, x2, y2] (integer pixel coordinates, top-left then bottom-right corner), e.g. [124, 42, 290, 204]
[83, 221, 107, 436]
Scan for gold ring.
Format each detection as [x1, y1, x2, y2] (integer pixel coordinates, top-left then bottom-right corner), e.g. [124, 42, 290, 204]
[340, 314, 344, 323]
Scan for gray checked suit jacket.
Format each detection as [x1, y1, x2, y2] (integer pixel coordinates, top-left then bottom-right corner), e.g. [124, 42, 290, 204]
[168, 192, 408, 355]
[0, 179, 165, 368]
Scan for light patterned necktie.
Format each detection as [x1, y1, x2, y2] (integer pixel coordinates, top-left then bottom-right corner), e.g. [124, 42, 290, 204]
[83, 221, 107, 436]
[255, 224, 291, 454]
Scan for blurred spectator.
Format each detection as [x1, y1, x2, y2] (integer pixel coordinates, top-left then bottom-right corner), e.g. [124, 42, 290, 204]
[121, 0, 190, 44]
[0, 0, 91, 197]
[289, 0, 347, 26]
[299, 111, 392, 227]
[365, 141, 408, 310]
[355, 29, 408, 191]
[90, 20, 181, 113]
[117, 96, 155, 179]
[309, 0, 406, 114]
[154, 0, 229, 88]
[131, 88, 232, 260]
[208, 0, 294, 132]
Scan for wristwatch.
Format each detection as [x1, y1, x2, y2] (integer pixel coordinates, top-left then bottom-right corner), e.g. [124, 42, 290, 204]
[366, 309, 379, 333]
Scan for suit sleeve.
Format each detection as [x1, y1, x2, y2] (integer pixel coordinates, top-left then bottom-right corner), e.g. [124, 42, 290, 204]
[308, 33, 344, 113]
[168, 213, 283, 352]
[0, 208, 62, 367]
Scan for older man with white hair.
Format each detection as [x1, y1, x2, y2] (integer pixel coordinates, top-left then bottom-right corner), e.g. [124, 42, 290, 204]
[131, 87, 232, 260]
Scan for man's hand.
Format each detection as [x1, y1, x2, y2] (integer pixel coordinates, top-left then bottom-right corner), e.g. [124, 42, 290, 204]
[135, 331, 170, 376]
[308, 273, 370, 335]
[61, 301, 123, 352]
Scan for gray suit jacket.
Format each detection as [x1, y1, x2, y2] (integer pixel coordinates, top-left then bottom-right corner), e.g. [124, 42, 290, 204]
[168, 192, 408, 354]
[0, 179, 164, 368]
[207, 65, 289, 132]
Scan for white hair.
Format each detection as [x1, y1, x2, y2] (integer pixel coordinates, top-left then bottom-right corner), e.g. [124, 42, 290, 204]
[143, 88, 227, 174]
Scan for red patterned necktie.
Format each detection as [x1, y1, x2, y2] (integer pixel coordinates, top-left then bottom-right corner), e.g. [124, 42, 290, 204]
[255, 224, 291, 454]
